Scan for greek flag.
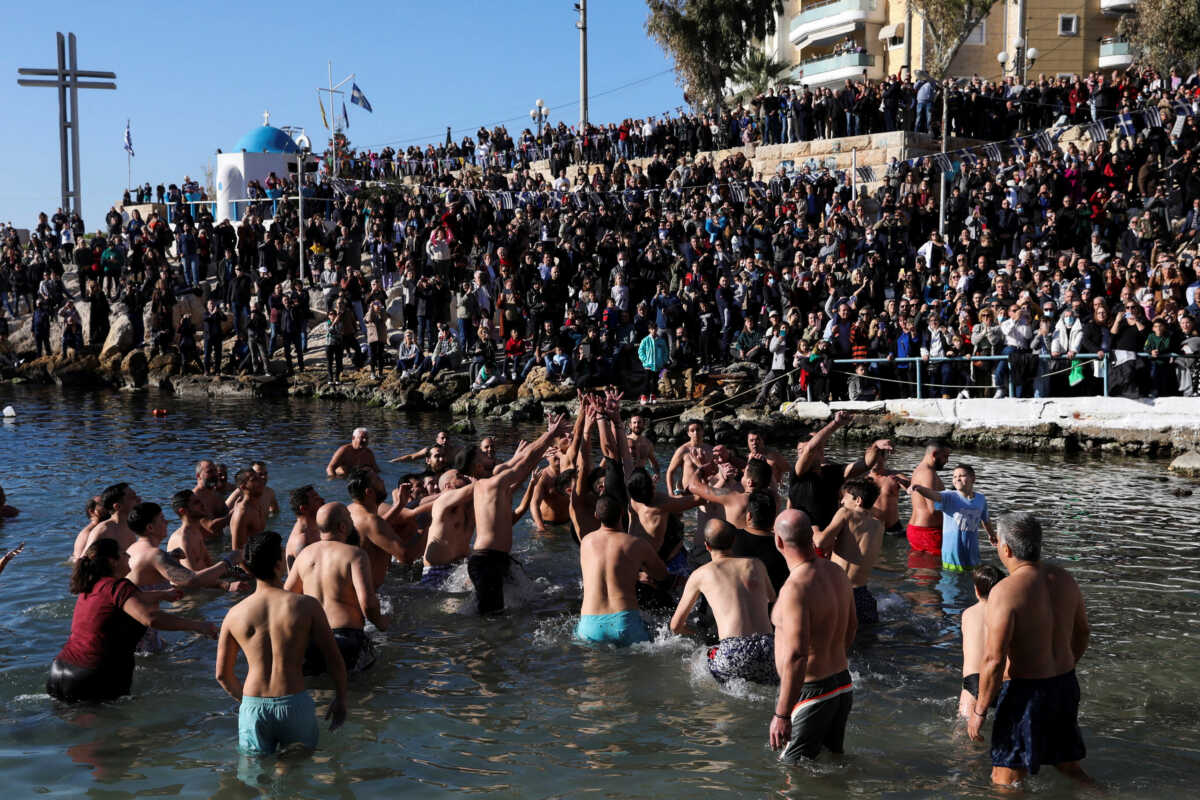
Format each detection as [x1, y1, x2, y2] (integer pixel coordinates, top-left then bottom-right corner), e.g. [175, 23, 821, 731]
[933, 153, 952, 174]
[123, 120, 134, 157]
[1173, 99, 1191, 118]
[1009, 137, 1027, 159]
[1033, 131, 1053, 154]
[984, 143, 1001, 162]
[855, 165, 876, 183]
[1085, 120, 1106, 143]
[350, 83, 373, 113]
[1117, 112, 1136, 138]
[341, 102, 350, 130]
[1144, 108, 1163, 128]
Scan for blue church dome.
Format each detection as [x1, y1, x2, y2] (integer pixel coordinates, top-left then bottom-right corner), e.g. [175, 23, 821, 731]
[235, 124, 300, 154]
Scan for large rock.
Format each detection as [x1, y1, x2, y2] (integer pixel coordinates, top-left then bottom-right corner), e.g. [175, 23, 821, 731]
[100, 312, 134, 359]
[1169, 451, 1200, 477]
[517, 366, 574, 401]
[416, 380, 459, 409]
[121, 350, 149, 387]
[50, 354, 108, 389]
[474, 382, 517, 414]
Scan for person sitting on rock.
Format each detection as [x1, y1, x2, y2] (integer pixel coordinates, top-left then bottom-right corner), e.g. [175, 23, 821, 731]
[544, 342, 573, 386]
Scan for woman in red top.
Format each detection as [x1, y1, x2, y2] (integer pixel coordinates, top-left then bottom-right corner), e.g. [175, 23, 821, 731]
[47, 537, 216, 703]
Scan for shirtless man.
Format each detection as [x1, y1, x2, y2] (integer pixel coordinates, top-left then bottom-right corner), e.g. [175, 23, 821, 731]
[959, 564, 1003, 719]
[347, 468, 416, 591]
[285, 485, 325, 569]
[815, 477, 884, 626]
[225, 461, 280, 518]
[665, 421, 713, 497]
[733, 490, 790, 593]
[575, 496, 667, 646]
[478, 436, 498, 474]
[745, 430, 788, 487]
[326, 427, 381, 477]
[214, 464, 234, 495]
[468, 415, 568, 615]
[192, 460, 231, 539]
[969, 513, 1092, 786]
[626, 411, 660, 474]
[530, 447, 571, 533]
[85, 482, 142, 553]
[167, 490, 249, 592]
[671, 519, 778, 684]
[285, 502, 387, 675]
[769, 508, 857, 763]
[230, 468, 268, 551]
[72, 495, 104, 561]
[790, 412, 881, 529]
[687, 458, 772, 532]
[390, 430, 460, 466]
[866, 445, 908, 535]
[127, 501, 233, 591]
[216, 531, 348, 755]
[907, 441, 950, 556]
[420, 469, 480, 587]
[627, 467, 702, 579]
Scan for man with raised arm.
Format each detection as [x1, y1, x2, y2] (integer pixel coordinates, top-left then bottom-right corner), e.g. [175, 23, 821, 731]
[671, 519, 778, 684]
[769, 509, 857, 763]
[969, 512, 1092, 786]
[346, 468, 413, 592]
[468, 414, 569, 614]
[225, 461, 280, 518]
[285, 502, 387, 676]
[389, 430, 460, 467]
[790, 411, 885, 530]
[576, 495, 668, 647]
[687, 458, 772, 531]
[216, 531, 348, 755]
[326, 427, 381, 477]
[421, 469, 478, 589]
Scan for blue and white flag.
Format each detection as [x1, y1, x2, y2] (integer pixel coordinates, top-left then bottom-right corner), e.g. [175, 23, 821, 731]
[1033, 131, 1053, 154]
[124, 120, 134, 157]
[855, 165, 876, 183]
[341, 101, 350, 130]
[1117, 112, 1136, 138]
[983, 143, 1001, 162]
[1009, 138, 1027, 159]
[933, 153, 952, 174]
[1144, 107, 1163, 128]
[1173, 99, 1191, 119]
[350, 83, 373, 112]
[1085, 120, 1107, 143]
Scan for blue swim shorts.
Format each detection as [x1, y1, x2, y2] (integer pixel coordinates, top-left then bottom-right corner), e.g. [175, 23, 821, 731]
[238, 691, 319, 755]
[575, 610, 651, 648]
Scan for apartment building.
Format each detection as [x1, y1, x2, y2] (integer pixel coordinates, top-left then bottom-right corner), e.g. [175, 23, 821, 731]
[761, 0, 1137, 89]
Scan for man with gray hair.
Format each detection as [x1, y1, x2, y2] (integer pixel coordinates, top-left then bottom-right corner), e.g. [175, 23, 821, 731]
[326, 428, 381, 477]
[769, 509, 856, 762]
[969, 512, 1092, 786]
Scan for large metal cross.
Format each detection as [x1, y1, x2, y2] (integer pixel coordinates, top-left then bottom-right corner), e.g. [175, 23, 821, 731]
[16, 32, 116, 216]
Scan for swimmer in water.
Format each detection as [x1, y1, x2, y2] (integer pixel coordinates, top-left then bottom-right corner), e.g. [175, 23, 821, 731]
[665, 421, 713, 497]
[347, 468, 416, 592]
[906, 440, 950, 556]
[390, 430, 460, 467]
[866, 443, 908, 535]
[744, 430, 788, 487]
[285, 503, 387, 676]
[687, 458, 772, 531]
[326, 428, 381, 477]
[72, 495, 104, 561]
[225, 461, 280, 518]
[576, 495, 667, 647]
[530, 442, 571, 533]
[191, 460, 231, 539]
[959, 564, 1004, 719]
[421, 469, 477, 589]
[214, 464, 234, 495]
[626, 411, 660, 475]
[166, 490, 248, 592]
[815, 477, 885, 626]
[85, 482, 142, 553]
[216, 531, 348, 756]
[908, 463, 997, 573]
[671, 519, 778, 684]
[127, 501, 235, 592]
[285, 485, 325, 570]
[230, 468, 268, 552]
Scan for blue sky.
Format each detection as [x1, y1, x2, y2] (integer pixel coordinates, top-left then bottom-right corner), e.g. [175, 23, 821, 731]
[0, 1, 681, 232]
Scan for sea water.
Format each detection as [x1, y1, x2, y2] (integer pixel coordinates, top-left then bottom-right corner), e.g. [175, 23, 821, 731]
[0, 385, 1197, 798]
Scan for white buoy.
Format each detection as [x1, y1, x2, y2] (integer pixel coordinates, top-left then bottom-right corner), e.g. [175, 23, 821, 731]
[1, 406, 14, 418]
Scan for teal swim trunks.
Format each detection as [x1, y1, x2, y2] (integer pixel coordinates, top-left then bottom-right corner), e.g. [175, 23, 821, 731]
[238, 692, 319, 755]
[576, 610, 651, 647]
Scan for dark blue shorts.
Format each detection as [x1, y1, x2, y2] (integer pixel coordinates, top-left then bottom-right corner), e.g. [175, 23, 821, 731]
[991, 670, 1086, 774]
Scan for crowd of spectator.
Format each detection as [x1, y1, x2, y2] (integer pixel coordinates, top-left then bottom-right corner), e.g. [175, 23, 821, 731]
[3, 64, 1200, 400]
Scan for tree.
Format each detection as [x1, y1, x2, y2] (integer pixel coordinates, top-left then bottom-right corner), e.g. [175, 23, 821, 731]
[909, 0, 1000, 79]
[1121, 0, 1200, 75]
[645, 0, 784, 111]
[730, 50, 792, 104]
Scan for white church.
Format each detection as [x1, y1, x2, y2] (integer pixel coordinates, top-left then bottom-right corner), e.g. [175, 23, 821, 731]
[214, 114, 312, 224]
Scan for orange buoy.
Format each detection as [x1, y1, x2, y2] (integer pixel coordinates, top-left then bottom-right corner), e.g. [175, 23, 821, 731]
[152, 408, 168, 417]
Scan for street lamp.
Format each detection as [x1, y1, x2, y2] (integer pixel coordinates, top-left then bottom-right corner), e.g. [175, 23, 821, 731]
[530, 98, 549, 138]
[998, 38, 1038, 84]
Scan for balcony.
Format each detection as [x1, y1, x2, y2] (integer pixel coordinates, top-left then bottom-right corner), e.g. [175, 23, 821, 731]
[1100, 0, 1138, 13]
[789, 0, 884, 49]
[1099, 39, 1136, 68]
[794, 52, 880, 87]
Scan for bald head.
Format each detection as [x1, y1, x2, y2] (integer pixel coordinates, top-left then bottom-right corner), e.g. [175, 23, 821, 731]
[703, 519, 737, 552]
[315, 502, 353, 541]
[438, 468, 467, 491]
[774, 508, 814, 550]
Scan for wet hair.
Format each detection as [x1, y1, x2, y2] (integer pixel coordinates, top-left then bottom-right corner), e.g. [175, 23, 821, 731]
[746, 490, 777, 530]
[289, 485, 314, 515]
[972, 564, 1005, 599]
[842, 476, 881, 508]
[587, 466, 607, 494]
[71, 537, 120, 594]
[127, 502, 162, 535]
[704, 519, 737, 551]
[101, 482, 130, 514]
[555, 468, 577, 493]
[85, 496, 102, 518]
[455, 446, 482, 477]
[627, 468, 654, 504]
[171, 490, 193, 515]
[997, 512, 1042, 562]
[346, 467, 377, 502]
[235, 468, 256, 488]
[786, 480, 809, 512]
[595, 496, 624, 529]
[925, 439, 948, 453]
[244, 531, 283, 581]
[953, 463, 976, 478]
[744, 459, 771, 489]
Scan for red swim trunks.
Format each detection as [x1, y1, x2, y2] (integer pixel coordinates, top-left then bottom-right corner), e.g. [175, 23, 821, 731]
[906, 524, 942, 554]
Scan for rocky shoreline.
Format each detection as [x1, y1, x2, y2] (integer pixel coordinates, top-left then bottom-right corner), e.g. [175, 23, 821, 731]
[6, 350, 1200, 474]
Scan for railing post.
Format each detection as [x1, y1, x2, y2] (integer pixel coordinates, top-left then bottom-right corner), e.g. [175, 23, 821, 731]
[1007, 352, 1015, 399]
[1102, 356, 1109, 397]
[915, 358, 923, 399]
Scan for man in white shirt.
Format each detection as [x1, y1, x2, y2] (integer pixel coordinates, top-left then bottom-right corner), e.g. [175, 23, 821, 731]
[995, 303, 1035, 398]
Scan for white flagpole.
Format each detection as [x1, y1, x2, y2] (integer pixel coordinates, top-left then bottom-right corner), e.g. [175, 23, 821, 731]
[126, 119, 131, 194]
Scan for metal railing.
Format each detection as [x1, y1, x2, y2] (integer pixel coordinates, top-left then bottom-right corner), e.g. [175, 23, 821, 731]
[793, 0, 877, 29]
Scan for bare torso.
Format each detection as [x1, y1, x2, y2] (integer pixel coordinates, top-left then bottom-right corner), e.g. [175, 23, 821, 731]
[691, 557, 774, 639]
[991, 564, 1085, 679]
[424, 485, 476, 565]
[287, 540, 366, 630]
[579, 528, 662, 615]
[773, 558, 854, 682]
[222, 587, 318, 697]
[828, 507, 884, 588]
[908, 463, 944, 528]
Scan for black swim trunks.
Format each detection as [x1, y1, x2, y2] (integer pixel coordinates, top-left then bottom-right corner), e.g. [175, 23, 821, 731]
[46, 657, 134, 703]
[303, 627, 376, 676]
[853, 585, 879, 625]
[991, 670, 1086, 775]
[781, 669, 854, 762]
[961, 673, 997, 706]
[885, 521, 904, 536]
[467, 548, 513, 615]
